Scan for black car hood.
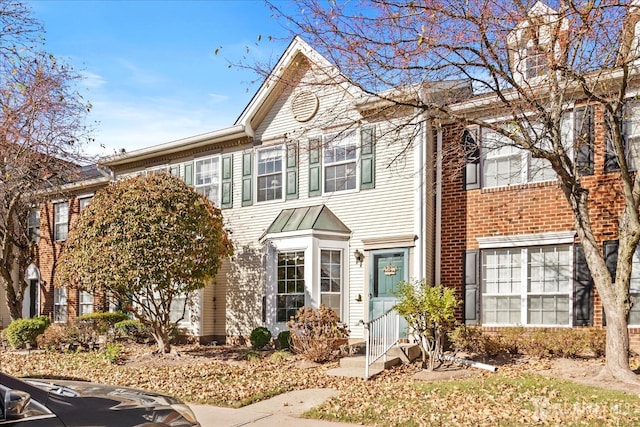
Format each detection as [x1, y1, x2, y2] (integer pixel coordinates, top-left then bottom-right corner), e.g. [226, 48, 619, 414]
[26, 378, 181, 408]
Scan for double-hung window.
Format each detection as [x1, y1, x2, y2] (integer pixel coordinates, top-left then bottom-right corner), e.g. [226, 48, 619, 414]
[525, 46, 547, 80]
[257, 147, 283, 202]
[320, 250, 342, 317]
[27, 209, 40, 243]
[324, 132, 357, 193]
[481, 125, 555, 188]
[606, 100, 640, 172]
[79, 196, 92, 212]
[195, 156, 220, 204]
[482, 245, 571, 326]
[79, 291, 94, 316]
[276, 251, 305, 322]
[54, 288, 68, 322]
[54, 202, 69, 242]
[630, 250, 640, 325]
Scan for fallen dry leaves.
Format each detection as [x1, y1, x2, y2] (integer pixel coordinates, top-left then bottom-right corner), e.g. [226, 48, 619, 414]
[1, 345, 639, 426]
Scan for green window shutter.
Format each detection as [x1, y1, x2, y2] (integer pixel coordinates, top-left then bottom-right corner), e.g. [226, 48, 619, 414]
[221, 154, 233, 209]
[360, 127, 376, 190]
[242, 152, 253, 206]
[464, 250, 480, 325]
[183, 162, 194, 186]
[169, 165, 180, 176]
[286, 141, 299, 200]
[308, 138, 322, 197]
[463, 128, 481, 190]
[573, 244, 594, 326]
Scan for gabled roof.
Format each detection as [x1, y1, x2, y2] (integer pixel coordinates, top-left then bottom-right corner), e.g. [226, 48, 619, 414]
[235, 36, 357, 137]
[260, 204, 351, 241]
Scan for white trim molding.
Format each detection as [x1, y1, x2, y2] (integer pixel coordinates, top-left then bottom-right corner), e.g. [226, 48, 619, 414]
[477, 231, 576, 249]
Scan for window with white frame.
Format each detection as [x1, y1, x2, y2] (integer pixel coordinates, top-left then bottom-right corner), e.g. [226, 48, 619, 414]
[323, 132, 357, 193]
[79, 196, 92, 212]
[320, 249, 342, 317]
[629, 250, 640, 325]
[54, 287, 68, 322]
[257, 147, 283, 202]
[277, 251, 305, 322]
[482, 126, 554, 188]
[79, 291, 94, 316]
[525, 46, 547, 80]
[54, 202, 69, 242]
[169, 294, 191, 324]
[606, 100, 640, 172]
[27, 209, 40, 243]
[195, 156, 220, 204]
[482, 245, 571, 326]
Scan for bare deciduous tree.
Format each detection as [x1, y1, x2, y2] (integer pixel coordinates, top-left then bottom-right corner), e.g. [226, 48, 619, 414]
[0, 1, 91, 321]
[249, 0, 640, 384]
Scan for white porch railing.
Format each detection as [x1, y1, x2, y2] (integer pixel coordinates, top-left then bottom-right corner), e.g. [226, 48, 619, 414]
[363, 308, 400, 379]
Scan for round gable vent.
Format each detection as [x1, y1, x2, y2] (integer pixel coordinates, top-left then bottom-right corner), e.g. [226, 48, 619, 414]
[290, 90, 319, 122]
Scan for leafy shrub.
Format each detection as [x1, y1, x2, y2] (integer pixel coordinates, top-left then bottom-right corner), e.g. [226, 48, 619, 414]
[37, 323, 76, 350]
[270, 349, 290, 363]
[5, 316, 51, 349]
[102, 343, 122, 364]
[277, 330, 291, 350]
[245, 349, 262, 363]
[394, 281, 460, 370]
[287, 305, 349, 363]
[77, 311, 129, 335]
[497, 327, 524, 354]
[249, 326, 272, 350]
[585, 327, 606, 357]
[114, 320, 152, 343]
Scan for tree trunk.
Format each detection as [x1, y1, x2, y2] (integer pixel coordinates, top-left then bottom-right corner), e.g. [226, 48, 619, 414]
[602, 305, 639, 384]
[152, 327, 172, 354]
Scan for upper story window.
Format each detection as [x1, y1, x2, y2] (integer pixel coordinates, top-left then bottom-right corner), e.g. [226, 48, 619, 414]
[79, 196, 93, 212]
[323, 132, 357, 193]
[27, 209, 40, 243]
[524, 46, 547, 80]
[257, 147, 283, 202]
[195, 156, 220, 205]
[54, 202, 69, 242]
[478, 125, 555, 189]
[605, 100, 640, 173]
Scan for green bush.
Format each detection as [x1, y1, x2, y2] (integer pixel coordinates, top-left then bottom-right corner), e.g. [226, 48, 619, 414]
[250, 326, 272, 350]
[114, 319, 152, 343]
[5, 316, 51, 349]
[77, 311, 129, 335]
[102, 343, 122, 364]
[277, 330, 291, 350]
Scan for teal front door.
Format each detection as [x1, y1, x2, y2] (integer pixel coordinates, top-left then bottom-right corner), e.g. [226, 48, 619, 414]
[369, 250, 408, 321]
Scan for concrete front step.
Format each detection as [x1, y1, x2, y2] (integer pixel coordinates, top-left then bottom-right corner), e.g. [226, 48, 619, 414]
[328, 343, 422, 379]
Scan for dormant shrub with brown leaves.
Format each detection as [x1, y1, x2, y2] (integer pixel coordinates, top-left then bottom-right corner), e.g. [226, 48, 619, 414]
[56, 173, 233, 354]
[287, 305, 349, 363]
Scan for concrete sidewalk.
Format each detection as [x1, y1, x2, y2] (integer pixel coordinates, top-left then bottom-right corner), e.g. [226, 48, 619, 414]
[190, 388, 363, 427]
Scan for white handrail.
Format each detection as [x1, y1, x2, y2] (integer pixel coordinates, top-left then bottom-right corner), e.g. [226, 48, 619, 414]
[363, 308, 400, 379]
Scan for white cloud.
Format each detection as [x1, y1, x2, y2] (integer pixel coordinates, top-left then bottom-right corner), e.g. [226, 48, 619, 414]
[80, 71, 106, 89]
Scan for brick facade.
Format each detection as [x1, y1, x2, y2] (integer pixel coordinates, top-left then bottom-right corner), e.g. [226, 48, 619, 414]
[439, 106, 640, 353]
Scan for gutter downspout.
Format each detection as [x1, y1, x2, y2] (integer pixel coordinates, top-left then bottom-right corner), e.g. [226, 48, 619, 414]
[435, 126, 443, 284]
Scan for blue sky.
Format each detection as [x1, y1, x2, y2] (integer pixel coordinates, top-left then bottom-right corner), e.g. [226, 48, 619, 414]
[29, 0, 294, 157]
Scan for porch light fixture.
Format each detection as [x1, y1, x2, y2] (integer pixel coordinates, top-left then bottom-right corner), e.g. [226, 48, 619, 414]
[354, 249, 364, 265]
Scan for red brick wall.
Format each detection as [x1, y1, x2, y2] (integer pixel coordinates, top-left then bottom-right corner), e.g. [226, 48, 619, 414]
[438, 106, 631, 338]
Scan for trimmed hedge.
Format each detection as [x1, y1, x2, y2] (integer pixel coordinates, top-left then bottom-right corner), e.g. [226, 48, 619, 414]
[5, 316, 51, 349]
[77, 311, 129, 334]
[250, 326, 272, 350]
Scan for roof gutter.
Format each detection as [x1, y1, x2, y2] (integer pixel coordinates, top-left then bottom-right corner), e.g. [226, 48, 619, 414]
[100, 124, 248, 167]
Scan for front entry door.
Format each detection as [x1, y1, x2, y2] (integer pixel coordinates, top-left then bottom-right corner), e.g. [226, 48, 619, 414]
[369, 250, 408, 321]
